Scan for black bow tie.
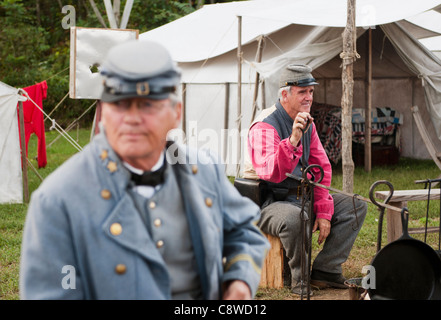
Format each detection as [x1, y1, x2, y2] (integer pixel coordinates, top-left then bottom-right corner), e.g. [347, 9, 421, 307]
[131, 165, 165, 187]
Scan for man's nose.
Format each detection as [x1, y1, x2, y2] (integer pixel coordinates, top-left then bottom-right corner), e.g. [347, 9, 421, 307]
[124, 102, 142, 121]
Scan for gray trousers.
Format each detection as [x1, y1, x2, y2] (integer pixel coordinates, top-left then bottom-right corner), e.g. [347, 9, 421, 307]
[258, 193, 367, 285]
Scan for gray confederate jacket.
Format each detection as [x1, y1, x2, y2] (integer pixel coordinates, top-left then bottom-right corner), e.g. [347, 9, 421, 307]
[19, 131, 269, 299]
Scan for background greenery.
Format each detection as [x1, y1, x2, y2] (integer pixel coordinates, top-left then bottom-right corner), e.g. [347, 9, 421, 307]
[0, 0, 237, 127]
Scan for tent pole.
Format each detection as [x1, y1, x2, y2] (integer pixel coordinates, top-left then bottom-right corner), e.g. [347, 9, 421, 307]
[224, 83, 230, 164]
[104, 0, 118, 29]
[364, 28, 372, 172]
[236, 15, 242, 178]
[18, 101, 29, 203]
[182, 83, 187, 139]
[340, 0, 357, 193]
[250, 35, 264, 124]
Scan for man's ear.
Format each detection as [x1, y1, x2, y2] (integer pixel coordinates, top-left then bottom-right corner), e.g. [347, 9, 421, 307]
[281, 87, 290, 102]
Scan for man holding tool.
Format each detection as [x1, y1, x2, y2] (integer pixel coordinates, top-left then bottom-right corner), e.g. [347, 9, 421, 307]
[244, 64, 367, 296]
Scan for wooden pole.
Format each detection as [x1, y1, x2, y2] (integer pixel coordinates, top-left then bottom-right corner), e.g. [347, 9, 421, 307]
[120, 0, 134, 29]
[104, 0, 118, 29]
[18, 101, 29, 203]
[236, 15, 242, 178]
[340, 0, 357, 193]
[250, 36, 264, 124]
[364, 28, 372, 172]
[182, 83, 187, 138]
[88, 0, 107, 28]
[224, 83, 230, 164]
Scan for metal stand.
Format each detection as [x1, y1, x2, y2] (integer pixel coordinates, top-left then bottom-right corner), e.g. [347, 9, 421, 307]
[299, 165, 323, 300]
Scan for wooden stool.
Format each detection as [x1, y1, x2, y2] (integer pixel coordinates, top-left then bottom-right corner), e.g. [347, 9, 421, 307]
[259, 233, 285, 288]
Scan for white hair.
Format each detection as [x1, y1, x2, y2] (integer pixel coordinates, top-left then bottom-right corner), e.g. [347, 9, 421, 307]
[278, 86, 292, 99]
[168, 93, 180, 107]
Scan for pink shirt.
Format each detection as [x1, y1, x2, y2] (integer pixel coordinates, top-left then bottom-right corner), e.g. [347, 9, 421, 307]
[248, 121, 334, 220]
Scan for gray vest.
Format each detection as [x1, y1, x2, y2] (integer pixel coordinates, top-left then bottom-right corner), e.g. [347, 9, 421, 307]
[262, 100, 311, 190]
[129, 163, 202, 300]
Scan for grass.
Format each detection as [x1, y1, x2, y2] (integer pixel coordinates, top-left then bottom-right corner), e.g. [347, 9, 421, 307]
[1, 127, 440, 300]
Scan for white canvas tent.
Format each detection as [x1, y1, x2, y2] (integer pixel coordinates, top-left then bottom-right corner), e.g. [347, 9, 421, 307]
[0, 81, 25, 203]
[140, 0, 441, 176]
[407, 5, 441, 59]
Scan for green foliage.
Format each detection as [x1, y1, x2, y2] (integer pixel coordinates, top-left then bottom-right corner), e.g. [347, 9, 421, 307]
[0, 0, 232, 128]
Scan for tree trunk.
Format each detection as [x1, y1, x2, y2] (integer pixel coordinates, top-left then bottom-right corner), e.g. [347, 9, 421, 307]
[340, 0, 357, 193]
[36, 0, 41, 26]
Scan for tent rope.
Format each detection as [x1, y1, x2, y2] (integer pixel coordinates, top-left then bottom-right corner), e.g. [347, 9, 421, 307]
[45, 91, 70, 120]
[46, 101, 97, 149]
[339, 50, 360, 65]
[44, 67, 69, 82]
[265, 34, 285, 54]
[185, 19, 237, 94]
[18, 89, 83, 152]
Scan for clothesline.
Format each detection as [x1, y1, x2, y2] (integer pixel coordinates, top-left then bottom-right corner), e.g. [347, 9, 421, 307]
[44, 67, 69, 82]
[46, 100, 97, 149]
[18, 89, 83, 152]
[45, 91, 69, 120]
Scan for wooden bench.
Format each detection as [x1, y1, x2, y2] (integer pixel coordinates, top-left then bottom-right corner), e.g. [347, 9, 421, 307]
[374, 188, 440, 243]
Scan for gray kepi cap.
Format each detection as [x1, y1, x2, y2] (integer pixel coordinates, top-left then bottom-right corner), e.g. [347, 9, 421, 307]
[279, 64, 318, 88]
[100, 40, 181, 102]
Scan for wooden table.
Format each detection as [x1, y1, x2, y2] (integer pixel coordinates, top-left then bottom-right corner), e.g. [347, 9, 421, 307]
[374, 189, 440, 243]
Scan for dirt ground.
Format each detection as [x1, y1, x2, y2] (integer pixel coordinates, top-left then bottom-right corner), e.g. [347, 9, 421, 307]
[292, 288, 354, 300]
[256, 286, 369, 300]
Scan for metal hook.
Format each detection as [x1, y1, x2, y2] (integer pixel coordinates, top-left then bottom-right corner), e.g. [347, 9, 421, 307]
[369, 180, 394, 252]
[351, 193, 360, 231]
[302, 164, 324, 184]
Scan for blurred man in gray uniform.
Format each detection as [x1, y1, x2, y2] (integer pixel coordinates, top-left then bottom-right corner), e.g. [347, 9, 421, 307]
[20, 40, 269, 300]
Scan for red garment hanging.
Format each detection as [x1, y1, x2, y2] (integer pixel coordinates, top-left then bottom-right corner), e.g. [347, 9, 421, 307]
[18, 80, 48, 168]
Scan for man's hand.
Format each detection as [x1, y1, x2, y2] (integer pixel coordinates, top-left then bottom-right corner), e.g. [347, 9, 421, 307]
[312, 218, 331, 245]
[289, 112, 313, 146]
[222, 280, 252, 300]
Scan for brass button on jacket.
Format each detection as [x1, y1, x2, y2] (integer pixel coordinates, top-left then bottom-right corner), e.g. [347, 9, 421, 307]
[101, 189, 111, 200]
[107, 161, 118, 173]
[115, 264, 126, 275]
[100, 149, 108, 160]
[110, 222, 122, 236]
[153, 218, 161, 227]
[205, 197, 213, 207]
